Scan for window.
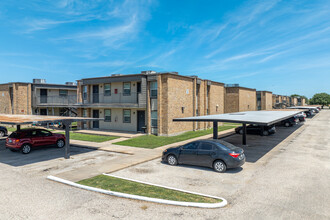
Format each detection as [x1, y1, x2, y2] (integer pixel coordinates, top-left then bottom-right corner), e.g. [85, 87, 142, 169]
[123, 82, 131, 96]
[150, 81, 157, 97]
[104, 84, 111, 96]
[200, 143, 213, 151]
[183, 142, 198, 150]
[59, 90, 68, 97]
[105, 109, 111, 122]
[151, 110, 157, 127]
[83, 86, 87, 100]
[38, 130, 52, 137]
[123, 109, 131, 123]
[83, 109, 87, 117]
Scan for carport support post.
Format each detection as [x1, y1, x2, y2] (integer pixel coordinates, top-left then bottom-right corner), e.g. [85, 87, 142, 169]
[242, 123, 247, 146]
[213, 121, 218, 139]
[17, 125, 21, 131]
[63, 120, 71, 159]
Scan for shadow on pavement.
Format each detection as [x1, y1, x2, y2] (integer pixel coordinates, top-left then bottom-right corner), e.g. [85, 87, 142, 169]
[0, 140, 96, 167]
[221, 123, 304, 163]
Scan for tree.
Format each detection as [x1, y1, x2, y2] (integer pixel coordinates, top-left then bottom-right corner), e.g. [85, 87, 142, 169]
[309, 93, 330, 106]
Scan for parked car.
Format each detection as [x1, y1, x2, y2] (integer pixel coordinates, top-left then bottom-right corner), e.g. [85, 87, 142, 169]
[0, 126, 8, 137]
[6, 128, 65, 154]
[276, 117, 299, 127]
[294, 114, 305, 122]
[235, 124, 276, 136]
[304, 110, 313, 117]
[312, 108, 319, 113]
[162, 140, 245, 173]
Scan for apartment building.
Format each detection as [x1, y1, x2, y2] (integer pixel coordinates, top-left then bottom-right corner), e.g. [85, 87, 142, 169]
[297, 97, 306, 106]
[0, 79, 77, 116]
[76, 71, 225, 136]
[256, 91, 273, 110]
[224, 85, 256, 113]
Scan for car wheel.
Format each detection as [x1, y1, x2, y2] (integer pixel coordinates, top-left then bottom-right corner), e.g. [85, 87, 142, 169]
[21, 144, 31, 154]
[0, 130, 4, 137]
[167, 155, 178, 166]
[284, 122, 290, 127]
[213, 160, 227, 173]
[56, 139, 65, 148]
[262, 130, 269, 136]
[239, 129, 243, 135]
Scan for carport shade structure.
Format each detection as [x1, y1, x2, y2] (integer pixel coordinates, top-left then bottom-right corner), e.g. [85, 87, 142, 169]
[173, 110, 302, 145]
[0, 114, 103, 159]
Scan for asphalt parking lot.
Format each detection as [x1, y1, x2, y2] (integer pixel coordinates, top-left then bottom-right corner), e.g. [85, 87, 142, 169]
[111, 125, 304, 199]
[0, 140, 125, 176]
[0, 111, 329, 219]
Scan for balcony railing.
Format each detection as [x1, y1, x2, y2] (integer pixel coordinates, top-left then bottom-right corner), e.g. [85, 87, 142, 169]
[83, 92, 139, 104]
[35, 95, 77, 105]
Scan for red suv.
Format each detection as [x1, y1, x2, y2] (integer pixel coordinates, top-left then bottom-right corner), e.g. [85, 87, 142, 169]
[6, 128, 65, 154]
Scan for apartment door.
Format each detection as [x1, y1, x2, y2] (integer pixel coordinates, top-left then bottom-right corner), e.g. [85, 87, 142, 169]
[40, 109, 47, 115]
[93, 110, 99, 129]
[137, 111, 145, 132]
[40, 89, 47, 103]
[92, 85, 99, 103]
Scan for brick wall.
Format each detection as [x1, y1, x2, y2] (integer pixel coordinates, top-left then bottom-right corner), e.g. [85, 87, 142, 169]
[159, 74, 194, 136]
[225, 87, 239, 113]
[239, 88, 256, 111]
[0, 84, 11, 114]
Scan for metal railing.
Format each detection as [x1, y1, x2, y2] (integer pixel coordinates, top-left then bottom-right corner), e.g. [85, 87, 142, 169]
[84, 92, 139, 104]
[35, 95, 77, 105]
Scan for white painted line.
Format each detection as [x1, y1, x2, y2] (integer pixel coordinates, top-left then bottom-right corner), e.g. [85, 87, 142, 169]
[47, 175, 227, 208]
[103, 173, 225, 200]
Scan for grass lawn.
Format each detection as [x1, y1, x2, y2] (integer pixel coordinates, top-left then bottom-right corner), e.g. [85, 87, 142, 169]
[6, 127, 17, 132]
[115, 125, 236, 149]
[58, 132, 119, 143]
[78, 175, 221, 203]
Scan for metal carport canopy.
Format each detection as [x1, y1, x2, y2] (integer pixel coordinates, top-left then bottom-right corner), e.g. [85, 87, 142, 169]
[0, 114, 102, 159]
[287, 106, 318, 110]
[173, 110, 302, 145]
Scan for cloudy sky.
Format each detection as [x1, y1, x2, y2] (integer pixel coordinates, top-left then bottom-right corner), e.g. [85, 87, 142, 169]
[0, 0, 329, 97]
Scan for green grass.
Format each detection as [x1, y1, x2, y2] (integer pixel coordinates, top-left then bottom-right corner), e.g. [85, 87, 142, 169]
[58, 132, 119, 143]
[78, 175, 221, 203]
[115, 125, 236, 149]
[6, 127, 17, 132]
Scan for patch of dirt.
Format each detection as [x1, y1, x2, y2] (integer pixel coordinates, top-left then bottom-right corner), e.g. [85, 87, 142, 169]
[131, 168, 154, 174]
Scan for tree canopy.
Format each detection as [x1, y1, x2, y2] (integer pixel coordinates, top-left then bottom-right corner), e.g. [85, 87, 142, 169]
[309, 93, 330, 106]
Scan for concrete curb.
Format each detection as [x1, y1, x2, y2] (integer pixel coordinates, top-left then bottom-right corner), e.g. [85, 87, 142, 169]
[47, 175, 227, 208]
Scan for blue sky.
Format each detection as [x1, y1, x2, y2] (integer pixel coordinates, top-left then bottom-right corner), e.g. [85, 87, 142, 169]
[0, 0, 329, 98]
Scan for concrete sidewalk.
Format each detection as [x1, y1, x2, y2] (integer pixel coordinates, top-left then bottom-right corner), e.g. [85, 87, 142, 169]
[57, 129, 235, 182]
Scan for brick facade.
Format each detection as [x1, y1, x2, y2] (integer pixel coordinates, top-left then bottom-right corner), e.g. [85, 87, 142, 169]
[225, 87, 256, 113]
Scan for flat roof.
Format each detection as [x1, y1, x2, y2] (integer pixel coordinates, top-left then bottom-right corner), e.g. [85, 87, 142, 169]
[0, 114, 101, 125]
[287, 106, 318, 110]
[173, 110, 302, 126]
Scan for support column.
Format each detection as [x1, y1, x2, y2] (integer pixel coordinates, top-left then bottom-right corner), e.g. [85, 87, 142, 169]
[242, 123, 247, 145]
[63, 120, 71, 159]
[213, 121, 218, 139]
[17, 125, 21, 131]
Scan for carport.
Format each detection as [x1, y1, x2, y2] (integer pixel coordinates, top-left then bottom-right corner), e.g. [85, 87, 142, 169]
[173, 110, 302, 146]
[287, 106, 319, 110]
[0, 114, 101, 159]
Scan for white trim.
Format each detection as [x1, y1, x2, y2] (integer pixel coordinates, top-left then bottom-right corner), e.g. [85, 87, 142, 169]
[47, 175, 227, 208]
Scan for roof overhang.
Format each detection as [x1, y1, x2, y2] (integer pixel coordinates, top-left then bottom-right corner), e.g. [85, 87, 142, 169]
[173, 110, 303, 126]
[0, 114, 102, 125]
